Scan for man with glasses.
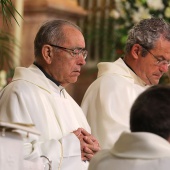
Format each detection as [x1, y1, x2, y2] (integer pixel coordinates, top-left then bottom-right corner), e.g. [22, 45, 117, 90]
[0, 19, 100, 169]
[81, 17, 170, 150]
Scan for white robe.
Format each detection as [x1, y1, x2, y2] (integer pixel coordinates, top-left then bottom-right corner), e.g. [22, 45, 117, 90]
[81, 58, 150, 149]
[88, 132, 170, 170]
[0, 64, 91, 170]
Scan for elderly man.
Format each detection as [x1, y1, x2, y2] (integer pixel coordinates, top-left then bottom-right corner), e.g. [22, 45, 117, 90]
[81, 17, 170, 149]
[88, 85, 170, 170]
[0, 19, 100, 170]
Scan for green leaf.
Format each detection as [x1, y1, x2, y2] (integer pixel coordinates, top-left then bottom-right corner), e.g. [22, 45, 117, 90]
[0, 0, 23, 26]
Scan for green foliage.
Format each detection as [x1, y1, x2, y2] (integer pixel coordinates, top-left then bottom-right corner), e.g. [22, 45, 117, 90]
[0, 0, 21, 70]
[110, 0, 170, 59]
[0, 0, 21, 87]
[0, 0, 22, 26]
[0, 30, 18, 69]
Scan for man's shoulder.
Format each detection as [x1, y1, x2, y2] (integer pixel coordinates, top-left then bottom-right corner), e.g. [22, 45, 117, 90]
[89, 149, 113, 170]
[0, 80, 36, 100]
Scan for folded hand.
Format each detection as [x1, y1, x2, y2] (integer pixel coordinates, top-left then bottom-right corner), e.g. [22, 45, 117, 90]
[73, 128, 100, 161]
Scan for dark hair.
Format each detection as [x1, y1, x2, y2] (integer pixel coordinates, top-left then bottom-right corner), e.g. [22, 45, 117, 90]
[130, 85, 170, 140]
[125, 17, 170, 56]
[34, 19, 82, 58]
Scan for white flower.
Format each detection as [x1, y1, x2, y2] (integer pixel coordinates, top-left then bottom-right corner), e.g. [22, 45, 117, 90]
[110, 9, 120, 19]
[114, 0, 126, 19]
[124, 1, 130, 10]
[134, 0, 144, 8]
[146, 0, 164, 10]
[0, 70, 7, 90]
[132, 7, 151, 23]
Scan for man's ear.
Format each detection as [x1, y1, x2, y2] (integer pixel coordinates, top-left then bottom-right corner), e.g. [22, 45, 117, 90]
[131, 44, 141, 59]
[42, 45, 53, 64]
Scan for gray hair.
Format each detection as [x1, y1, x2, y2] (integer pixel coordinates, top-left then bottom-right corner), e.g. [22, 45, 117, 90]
[34, 19, 82, 58]
[125, 17, 170, 56]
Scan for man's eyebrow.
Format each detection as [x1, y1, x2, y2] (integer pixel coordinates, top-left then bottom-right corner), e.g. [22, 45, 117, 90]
[157, 55, 168, 60]
[74, 47, 86, 50]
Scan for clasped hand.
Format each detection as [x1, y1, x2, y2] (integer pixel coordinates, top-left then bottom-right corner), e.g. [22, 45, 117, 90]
[73, 128, 100, 161]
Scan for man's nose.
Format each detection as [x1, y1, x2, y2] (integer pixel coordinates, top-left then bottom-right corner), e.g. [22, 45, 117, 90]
[77, 54, 86, 65]
[159, 64, 169, 73]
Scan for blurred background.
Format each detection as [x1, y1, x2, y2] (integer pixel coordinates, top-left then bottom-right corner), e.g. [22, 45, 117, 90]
[1, 0, 170, 105]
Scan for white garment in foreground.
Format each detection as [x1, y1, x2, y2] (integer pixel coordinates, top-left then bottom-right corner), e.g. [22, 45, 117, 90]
[81, 58, 150, 149]
[88, 132, 170, 170]
[0, 64, 90, 170]
[0, 121, 44, 170]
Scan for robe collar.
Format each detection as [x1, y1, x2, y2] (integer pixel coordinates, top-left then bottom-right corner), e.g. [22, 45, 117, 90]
[34, 62, 60, 86]
[111, 132, 170, 159]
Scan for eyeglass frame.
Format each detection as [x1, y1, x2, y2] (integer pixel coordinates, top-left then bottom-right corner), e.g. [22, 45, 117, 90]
[139, 44, 170, 67]
[48, 44, 88, 60]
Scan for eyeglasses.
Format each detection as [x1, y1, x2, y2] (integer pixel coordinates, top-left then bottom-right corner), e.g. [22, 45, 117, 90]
[140, 44, 170, 67]
[49, 44, 88, 60]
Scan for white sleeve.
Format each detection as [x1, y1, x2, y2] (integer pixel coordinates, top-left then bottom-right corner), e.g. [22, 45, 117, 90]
[28, 133, 88, 170]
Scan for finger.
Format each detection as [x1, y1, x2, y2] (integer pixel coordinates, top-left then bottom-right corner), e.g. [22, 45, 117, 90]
[80, 128, 100, 146]
[80, 141, 93, 152]
[83, 136, 100, 150]
[81, 130, 99, 143]
[81, 154, 88, 161]
[73, 129, 84, 140]
[83, 153, 94, 161]
[80, 139, 86, 151]
[73, 128, 82, 136]
[83, 136, 93, 144]
[84, 141, 101, 152]
[87, 135, 99, 142]
[83, 145, 94, 154]
[80, 128, 91, 136]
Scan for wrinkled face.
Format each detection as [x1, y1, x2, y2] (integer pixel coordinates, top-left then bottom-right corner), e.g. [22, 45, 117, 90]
[46, 26, 86, 87]
[134, 38, 170, 85]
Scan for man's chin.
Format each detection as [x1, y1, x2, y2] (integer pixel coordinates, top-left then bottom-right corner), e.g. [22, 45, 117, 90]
[149, 75, 162, 85]
[70, 77, 78, 84]
[151, 79, 160, 85]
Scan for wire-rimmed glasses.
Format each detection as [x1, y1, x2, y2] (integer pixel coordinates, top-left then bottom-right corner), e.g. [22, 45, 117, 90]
[140, 44, 170, 67]
[49, 44, 88, 60]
